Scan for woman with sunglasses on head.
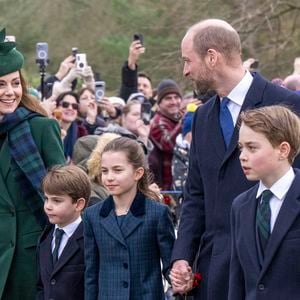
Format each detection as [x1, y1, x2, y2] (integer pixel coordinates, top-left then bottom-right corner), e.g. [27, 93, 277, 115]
[55, 91, 88, 161]
[0, 28, 65, 300]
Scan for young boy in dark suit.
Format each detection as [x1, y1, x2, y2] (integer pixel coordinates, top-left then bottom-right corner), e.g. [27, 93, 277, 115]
[37, 165, 91, 300]
[229, 105, 300, 300]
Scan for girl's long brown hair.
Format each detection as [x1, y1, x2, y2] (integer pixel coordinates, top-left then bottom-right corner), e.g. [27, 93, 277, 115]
[102, 137, 160, 201]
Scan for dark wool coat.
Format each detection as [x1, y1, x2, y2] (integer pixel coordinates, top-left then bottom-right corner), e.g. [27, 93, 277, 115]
[229, 169, 300, 300]
[171, 73, 300, 300]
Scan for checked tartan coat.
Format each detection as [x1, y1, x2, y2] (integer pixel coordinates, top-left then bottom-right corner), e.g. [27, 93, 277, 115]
[83, 193, 175, 300]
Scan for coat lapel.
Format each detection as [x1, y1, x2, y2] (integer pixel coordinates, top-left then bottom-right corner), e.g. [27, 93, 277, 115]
[100, 209, 127, 247]
[0, 137, 13, 206]
[206, 96, 226, 160]
[0, 136, 10, 181]
[52, 223, 83, 275]
[121, 212, 143, 239]
[239, 186, 261, 273]
[39, 226, 55, 276]
[259, 172, 300, 277]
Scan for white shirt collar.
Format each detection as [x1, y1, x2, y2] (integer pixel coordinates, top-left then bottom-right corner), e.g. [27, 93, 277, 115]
[55, 216, 82, 238]
[226, 70, 253, 107]
[256, 167, 295, 200]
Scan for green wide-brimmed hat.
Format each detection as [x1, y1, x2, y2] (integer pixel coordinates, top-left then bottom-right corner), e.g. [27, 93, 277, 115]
[0, 28, 24, 77]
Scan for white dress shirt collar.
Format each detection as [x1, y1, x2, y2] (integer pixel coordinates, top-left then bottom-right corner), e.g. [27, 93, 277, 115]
[55, 216, 82, 239]
[256, 167, 295, 200]
[226, 70, 253, 107]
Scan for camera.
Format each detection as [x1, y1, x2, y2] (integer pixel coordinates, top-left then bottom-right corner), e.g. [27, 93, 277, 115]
[133, 33, 143, 45]
[141, 101, 152, 125]
[94, 81, 106, 102]
[36, 42, 48, 65]
[76, 53, 87, 70]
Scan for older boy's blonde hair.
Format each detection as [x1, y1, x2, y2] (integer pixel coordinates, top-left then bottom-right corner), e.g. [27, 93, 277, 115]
[240, 105, 300, 164]
[42, 165, 91, 207]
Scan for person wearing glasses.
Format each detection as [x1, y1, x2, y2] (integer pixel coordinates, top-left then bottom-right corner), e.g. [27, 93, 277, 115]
[55, 91, 88, 161]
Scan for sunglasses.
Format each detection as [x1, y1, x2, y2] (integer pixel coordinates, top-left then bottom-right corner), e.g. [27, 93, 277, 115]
[61, 101, 79, 110]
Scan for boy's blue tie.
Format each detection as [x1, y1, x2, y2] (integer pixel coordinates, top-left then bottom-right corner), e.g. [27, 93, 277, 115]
[52, 228, 64, 265]
[219, 97, 234, 147]
[256, 190, 273, 256]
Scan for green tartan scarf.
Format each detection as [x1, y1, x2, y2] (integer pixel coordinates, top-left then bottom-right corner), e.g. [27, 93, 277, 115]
[0, 107, 47, 227]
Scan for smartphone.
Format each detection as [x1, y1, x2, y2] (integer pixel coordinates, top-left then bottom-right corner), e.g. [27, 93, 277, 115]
[94, 81, 106, 103]
[141, 101, 152, 124]
[5, 35, 16, 42]
[133, 33, 143, 45]
[76, 53, 87, 70]
[36, 42, 48, 64]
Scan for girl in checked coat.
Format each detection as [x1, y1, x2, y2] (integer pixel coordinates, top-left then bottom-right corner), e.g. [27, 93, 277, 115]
[83, 137, 175, 300]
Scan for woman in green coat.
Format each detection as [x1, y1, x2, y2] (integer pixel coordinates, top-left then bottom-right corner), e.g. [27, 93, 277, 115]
[0, 28, 65, 299]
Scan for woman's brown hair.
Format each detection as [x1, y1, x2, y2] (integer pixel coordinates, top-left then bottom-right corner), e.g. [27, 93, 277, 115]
[19, 71, 48, 116]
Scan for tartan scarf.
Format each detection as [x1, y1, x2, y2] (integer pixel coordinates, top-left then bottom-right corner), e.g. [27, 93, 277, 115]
[0, 107, 47, 227]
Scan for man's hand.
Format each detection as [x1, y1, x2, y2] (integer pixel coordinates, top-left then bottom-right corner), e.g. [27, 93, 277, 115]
[128, 40, 145, 70]
[170, 260, 193, 294]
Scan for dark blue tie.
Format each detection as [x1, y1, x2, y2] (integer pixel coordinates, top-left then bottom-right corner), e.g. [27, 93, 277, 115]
[219, 97, 234, 147]
[256, 190, 273, 256]
[52, 228, 64, 265]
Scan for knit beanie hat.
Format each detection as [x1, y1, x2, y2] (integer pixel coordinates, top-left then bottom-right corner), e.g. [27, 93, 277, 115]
[0, 28, 24, 77]
[157, 79, 182, 104]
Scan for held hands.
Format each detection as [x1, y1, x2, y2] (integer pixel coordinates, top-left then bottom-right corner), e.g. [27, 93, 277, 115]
[170, 260, 194, 294]
[128, 40, 145, 70]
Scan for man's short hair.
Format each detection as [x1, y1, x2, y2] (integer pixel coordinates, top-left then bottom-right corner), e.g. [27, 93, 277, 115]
[138, 72, 152, 84]
[190, 19, 241, 61]
[240, 105, 300, 164]
[42, 165, 91, 207]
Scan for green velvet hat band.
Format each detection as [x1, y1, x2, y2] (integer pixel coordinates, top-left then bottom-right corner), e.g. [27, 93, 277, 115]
[0, 28, 24, 77]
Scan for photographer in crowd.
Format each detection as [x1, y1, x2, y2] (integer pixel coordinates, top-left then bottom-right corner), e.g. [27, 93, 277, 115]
[119, 37, 155, 106]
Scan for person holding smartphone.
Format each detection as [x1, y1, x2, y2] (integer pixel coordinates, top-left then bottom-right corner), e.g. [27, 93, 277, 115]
[119, 34, 155, 106]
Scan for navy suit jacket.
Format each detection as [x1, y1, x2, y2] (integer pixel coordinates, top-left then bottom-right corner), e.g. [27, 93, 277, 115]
[171, 73, 300, 300]
[36, 222, 85, 300]
[83, 192, 175, 300]
[229, 169, 300, 300]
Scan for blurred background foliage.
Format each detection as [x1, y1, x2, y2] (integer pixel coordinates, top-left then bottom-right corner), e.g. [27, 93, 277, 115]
[1, 0, 300, 94]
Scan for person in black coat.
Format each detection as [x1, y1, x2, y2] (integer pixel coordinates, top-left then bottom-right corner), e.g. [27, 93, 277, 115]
[37, 165, 91, 300]
[229, 106, 300, 300]
[170, 19, 300, 300]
